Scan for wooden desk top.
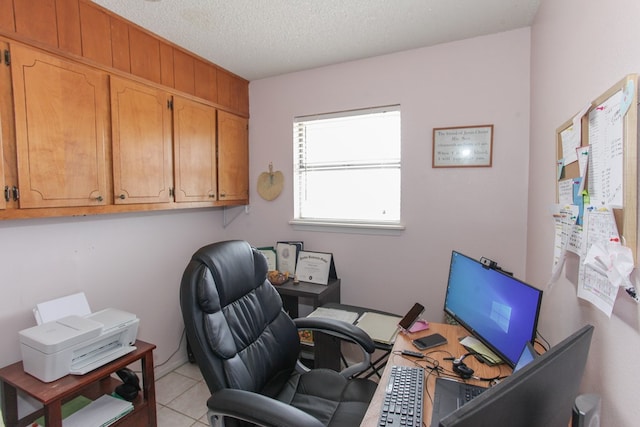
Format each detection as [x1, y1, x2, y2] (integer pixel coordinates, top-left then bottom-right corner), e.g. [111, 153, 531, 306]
[359, 323, 512, 427]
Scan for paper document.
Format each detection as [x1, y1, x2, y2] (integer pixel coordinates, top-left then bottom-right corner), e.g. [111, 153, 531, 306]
[307, 307, 359, 324]
[355, 312, 402, 344]
[459, 336, 503, 365]
[34, 292, 91, 325]
[63, 394, 133, 427]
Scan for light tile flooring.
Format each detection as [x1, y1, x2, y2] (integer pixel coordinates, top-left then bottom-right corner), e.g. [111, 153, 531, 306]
[155, 362, 210, 427]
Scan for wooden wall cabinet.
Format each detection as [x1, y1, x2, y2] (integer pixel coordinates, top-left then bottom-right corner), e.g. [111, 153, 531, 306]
[218, 111, 249, 201]
[0, 0, 249, 117]
[11, 44, 110, 208]
[173, 96, 218, 202]
[0, 0, 251, 219]
[110, 76, 173, 204]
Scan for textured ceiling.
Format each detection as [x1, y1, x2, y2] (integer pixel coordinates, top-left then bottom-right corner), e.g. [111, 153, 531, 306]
[91, 0, 540, 81]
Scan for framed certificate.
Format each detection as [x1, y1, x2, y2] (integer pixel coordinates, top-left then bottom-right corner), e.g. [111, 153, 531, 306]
[295, 251, 335, 285]
[433, 124, 493, 167]
[257, 247, 277, 271]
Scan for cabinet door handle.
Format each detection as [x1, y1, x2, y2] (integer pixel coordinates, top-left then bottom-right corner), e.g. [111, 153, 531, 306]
[95, 195, 103, 202]
[4, 186, 9, 202]
[12, 186, 19, 201]
[118, 194, 126, 200]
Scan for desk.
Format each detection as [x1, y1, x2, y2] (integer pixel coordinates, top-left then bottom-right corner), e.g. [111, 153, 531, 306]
[0, 340, 156, 427]
[359, 323, 511, 427]
[320, 302, 400, 379]
[273, 278, 341, 369]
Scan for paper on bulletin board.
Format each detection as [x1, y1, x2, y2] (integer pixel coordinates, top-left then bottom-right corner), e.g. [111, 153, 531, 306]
[587, 90, 624, 208]
[548, 204, 580, 287]
[576, 206, 626, 317]
[560, 103, 591, 165]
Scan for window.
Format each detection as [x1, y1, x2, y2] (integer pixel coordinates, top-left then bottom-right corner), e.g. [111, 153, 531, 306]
[293, 105, 401, 227]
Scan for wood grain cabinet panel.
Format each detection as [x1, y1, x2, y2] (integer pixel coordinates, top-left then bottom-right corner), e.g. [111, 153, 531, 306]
[0, 40, 15, 210]
[173, 96, 217, 203]
[79, 1, 112, 66]
[217, 70, 249, 116]
[0, 1, 15, 34]
[10, 44, 109, 208]
[173, 49, 195, 96]
[13, 0, 58, 47]
[110, 76, 173, 204]
[159, 43, 174, 88]
[217, 110, 248, 202]
[129, 26, 161, 84]
[194, 60, 217, 103]
[55, 0, 82, 55]
[110, 16, 131, 73]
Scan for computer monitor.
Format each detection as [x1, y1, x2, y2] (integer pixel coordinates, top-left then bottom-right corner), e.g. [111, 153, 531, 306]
[439, 324, 594, 427]
[444, 251, 543, 367]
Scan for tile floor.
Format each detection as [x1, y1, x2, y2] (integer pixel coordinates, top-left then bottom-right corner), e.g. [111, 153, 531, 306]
[155, 362, 210, 427]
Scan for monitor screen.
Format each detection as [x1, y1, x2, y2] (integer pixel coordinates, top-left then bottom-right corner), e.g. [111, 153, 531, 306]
[444, 251, 543, 367]
[439, 324, 594, 427]
[513, 342, 536, 373]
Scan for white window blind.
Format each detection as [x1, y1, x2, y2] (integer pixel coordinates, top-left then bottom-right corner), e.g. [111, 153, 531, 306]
[293, 105, 401, 225]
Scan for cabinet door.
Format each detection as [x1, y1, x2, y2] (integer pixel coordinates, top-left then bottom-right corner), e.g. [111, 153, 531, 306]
[0, 40, 9, 210]
[217, 111, 249, 202]
[11, 44, 109, 208]
[173, 96, 217, 202]
[110, 76, 172, 204]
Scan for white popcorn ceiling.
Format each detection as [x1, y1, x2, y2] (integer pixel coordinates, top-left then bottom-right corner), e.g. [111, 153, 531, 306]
[91, 0, 539, 81]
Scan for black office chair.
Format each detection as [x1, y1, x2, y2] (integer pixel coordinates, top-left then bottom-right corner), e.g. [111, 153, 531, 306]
[180, 240, 378, 427]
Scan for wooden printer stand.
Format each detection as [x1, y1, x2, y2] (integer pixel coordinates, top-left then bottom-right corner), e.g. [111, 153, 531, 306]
[0, 340, 156, 427]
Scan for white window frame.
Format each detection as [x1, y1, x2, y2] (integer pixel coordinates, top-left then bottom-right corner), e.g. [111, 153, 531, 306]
[291, 105, 404, 233]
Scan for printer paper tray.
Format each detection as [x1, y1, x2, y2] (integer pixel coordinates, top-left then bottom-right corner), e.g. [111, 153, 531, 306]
[70, 345, 137, 375]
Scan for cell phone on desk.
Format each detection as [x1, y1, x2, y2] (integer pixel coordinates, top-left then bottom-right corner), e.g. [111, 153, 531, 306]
[398, 303, 425, 332]
[412, 333, 447, 350]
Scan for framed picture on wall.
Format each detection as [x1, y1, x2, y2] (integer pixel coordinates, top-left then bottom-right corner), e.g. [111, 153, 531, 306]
[432, 124, 494, 167]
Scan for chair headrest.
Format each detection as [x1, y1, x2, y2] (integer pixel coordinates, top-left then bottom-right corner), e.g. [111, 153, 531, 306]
[192, 240, 268, 309]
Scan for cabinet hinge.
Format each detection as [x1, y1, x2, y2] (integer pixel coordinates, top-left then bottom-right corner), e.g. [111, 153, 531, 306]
[167, 99, 173, 110]
[4, 49, 10, 66]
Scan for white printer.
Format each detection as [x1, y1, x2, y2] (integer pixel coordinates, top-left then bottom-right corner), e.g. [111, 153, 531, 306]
[19, 308, 139, 382]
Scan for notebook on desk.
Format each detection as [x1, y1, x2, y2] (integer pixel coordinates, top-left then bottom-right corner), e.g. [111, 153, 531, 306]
[354, 312, 402, 344]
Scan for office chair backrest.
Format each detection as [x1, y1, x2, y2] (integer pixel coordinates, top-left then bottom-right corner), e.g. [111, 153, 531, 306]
[180, 240, 301, 395]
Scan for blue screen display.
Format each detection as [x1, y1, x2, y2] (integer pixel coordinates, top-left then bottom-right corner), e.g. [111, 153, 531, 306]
[444, 251, 542, 367]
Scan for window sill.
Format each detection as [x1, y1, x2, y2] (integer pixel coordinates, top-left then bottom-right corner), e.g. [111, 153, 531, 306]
[289, 219, 405, 235]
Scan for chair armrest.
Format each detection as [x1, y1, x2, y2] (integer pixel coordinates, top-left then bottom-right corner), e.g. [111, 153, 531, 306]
[207, 388, 324, 427]
[294, 317, 375, 378]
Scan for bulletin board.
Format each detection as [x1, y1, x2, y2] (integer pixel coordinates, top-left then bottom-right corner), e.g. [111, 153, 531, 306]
[555, 74, 639, 263]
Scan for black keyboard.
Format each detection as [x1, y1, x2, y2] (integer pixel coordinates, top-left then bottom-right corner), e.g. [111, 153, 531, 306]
[377, 365, 424, 427]
[461, 383, 485, 403]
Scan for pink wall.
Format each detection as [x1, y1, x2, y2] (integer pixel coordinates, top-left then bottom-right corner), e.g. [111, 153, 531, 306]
[240, 28, 531, 322]
[528, 1, 640, 425]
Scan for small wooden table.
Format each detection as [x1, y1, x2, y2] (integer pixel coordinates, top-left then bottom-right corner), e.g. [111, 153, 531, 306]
[359, 323, 512, 427]
[0, 340, 156, 427]
[274, 278, 341, 369]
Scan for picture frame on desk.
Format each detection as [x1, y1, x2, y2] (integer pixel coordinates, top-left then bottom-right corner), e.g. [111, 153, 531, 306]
[295, 251, 337, 285]
[276, 241, 303, 275]
[257, 246, 277, 271]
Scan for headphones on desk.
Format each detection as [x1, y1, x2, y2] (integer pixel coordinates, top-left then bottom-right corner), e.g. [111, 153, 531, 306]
[451, 353, 475, 379]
